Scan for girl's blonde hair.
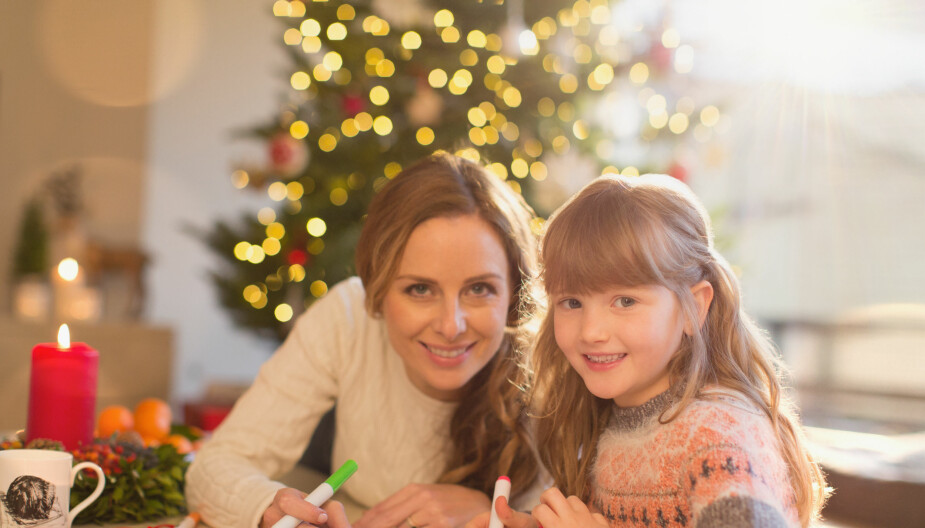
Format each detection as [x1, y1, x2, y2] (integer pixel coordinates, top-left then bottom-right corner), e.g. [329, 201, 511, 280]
[525, 174, 827, 526]
[355, 152, 539, 499]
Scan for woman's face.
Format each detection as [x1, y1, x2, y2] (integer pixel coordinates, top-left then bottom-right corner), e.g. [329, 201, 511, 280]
[381, 214, 512, 401]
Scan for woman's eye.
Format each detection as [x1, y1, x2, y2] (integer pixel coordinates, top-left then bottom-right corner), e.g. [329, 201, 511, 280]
[468, 282, 496, 296]
[617, 297, 636, 308]
[406, 284, 430, 296]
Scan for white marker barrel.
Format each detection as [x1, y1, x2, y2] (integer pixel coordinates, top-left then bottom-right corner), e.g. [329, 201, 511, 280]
[488, 476, 511, 528]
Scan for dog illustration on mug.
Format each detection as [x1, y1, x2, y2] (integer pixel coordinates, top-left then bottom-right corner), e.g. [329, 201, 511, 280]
[0, 474, 65, 527]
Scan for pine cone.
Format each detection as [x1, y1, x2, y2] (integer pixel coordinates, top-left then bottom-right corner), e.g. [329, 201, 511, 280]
[116, 430, 145, 448]
[25, 438, 66, 451]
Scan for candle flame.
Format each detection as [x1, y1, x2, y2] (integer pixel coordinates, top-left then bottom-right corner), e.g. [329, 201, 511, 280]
[57, 258, 80, 282]
[58, 324, 71, 348]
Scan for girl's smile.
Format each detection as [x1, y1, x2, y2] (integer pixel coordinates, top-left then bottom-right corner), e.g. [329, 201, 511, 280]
[582, 352, 628, 370]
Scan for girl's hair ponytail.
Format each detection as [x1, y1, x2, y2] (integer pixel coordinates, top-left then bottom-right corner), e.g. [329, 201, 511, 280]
[702, 255, 828, 525]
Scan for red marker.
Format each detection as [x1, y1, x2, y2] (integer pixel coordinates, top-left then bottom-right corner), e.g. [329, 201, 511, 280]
[177, 512, 200, 528]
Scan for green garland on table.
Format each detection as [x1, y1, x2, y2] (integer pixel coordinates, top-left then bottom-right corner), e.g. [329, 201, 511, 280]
[0, 437, 189, 525]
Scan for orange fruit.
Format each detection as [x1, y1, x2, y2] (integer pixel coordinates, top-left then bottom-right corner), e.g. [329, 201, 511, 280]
[97, 405, 134, 439]
[133, 398, 172, 442]
[164, 434, 193, 454]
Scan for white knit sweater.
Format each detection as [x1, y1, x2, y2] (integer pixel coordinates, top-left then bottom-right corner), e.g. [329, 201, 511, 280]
[185, 278, 458, 528]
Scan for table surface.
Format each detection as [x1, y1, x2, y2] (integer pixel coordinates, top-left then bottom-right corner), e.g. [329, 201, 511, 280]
[75, 465, 366, 528]
[63, 463, 875, 528]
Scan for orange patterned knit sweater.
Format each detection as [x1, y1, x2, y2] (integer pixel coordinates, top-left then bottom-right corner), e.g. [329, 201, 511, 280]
[590, 390, 800, 527]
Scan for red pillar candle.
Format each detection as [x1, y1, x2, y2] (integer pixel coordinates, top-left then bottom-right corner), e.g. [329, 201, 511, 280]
[26, 324, 98, 450]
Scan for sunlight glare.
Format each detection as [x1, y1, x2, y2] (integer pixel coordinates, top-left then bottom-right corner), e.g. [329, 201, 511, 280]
[674, 0, 923, 94]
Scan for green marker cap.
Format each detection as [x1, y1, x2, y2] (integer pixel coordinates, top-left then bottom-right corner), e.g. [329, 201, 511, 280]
[325, 459, 358, 491]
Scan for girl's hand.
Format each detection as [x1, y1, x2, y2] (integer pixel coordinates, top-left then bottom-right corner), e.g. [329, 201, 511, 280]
[464, 496, 536, 528]
[354, 483, 491, 528]
[260, 488, 351, 528]
[530, 488, 607, 528]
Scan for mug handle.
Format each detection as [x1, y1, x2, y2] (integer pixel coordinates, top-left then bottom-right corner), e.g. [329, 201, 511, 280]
[68, 461, 106, 527]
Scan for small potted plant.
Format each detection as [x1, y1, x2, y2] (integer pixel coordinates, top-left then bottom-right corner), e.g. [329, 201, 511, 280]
[11, 198, 51, 321]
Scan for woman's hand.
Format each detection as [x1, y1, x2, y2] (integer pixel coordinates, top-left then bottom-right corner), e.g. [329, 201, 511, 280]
[354, 483, 491, 528]
[530, 488, 607, 528]
[260, 488, 351, 528]
[464, 496, 535, 528]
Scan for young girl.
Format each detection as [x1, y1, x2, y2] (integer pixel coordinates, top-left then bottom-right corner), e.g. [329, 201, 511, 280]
[478, 174, 827, 528]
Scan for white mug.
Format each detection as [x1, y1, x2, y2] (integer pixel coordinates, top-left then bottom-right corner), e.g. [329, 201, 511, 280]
[0, 449, 105, 528]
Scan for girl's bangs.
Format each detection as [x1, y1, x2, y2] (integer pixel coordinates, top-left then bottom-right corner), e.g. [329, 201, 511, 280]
[541, 192, 664, 295]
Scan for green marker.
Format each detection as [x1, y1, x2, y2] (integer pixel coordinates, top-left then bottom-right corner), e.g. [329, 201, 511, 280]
[271, 459, 358, 528]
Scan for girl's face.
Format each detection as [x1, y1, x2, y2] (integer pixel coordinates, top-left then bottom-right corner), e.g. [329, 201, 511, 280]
[381, 214, 512, 402]
[552, 284, 686, 407]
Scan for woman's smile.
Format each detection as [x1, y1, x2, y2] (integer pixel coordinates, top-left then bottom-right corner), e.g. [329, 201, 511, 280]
[422, 342, 475, 364]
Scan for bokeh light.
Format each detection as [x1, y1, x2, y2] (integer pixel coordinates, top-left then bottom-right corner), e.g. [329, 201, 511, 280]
[307, 217, 327, 237]
[57, 258, 79, 281]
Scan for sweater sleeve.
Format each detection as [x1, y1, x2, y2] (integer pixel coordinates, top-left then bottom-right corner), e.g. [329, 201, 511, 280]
[185, 279, 364, 528]
[682, 405, 796, 528]
[684, 443, 791, 527]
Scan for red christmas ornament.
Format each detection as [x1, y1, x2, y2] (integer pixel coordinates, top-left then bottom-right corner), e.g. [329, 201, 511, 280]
[667, 162, 688, 183]
[287, 248, 309, 266]
[406, 78, 443, 126]
[648, 42, 672, 74]
[269, 133, 308, 177]
[341, 93, 366, 117]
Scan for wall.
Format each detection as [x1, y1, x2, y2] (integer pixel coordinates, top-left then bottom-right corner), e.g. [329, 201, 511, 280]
[676, 0, 925, 404]
[144, 1, 285, 402]
[0, 1, 283, 405]
[714, 91, 925, 322]
[0, 1, 152, 308]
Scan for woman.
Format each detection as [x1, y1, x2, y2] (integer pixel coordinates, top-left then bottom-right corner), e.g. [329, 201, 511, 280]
[186, 152, 542, 528]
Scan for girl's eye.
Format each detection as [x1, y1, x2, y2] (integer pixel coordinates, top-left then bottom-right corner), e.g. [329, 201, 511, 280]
[616, 297, 636, 308]
[559, 298, 581, 310]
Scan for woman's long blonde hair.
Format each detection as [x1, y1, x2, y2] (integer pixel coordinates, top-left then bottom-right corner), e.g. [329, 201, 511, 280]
[355, 152, 540, 499]
[524, 174, 827, 526]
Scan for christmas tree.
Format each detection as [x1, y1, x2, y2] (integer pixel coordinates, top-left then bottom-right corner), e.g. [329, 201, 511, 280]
[204, 0, 717, 341]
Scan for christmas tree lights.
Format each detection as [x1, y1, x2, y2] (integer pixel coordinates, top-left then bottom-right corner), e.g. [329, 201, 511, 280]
[204, 0, 719, 341]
